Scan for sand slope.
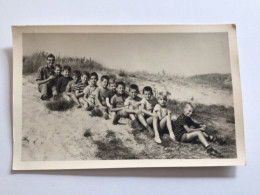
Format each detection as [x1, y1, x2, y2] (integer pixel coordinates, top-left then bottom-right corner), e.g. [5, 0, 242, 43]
[22, 74, 235, 161]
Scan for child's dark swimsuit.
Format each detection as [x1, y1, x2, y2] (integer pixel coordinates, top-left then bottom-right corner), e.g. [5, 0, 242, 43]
[174, 114, 200, 141]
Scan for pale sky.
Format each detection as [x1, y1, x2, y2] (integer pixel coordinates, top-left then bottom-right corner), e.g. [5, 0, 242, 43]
[23, 33, 231, 76]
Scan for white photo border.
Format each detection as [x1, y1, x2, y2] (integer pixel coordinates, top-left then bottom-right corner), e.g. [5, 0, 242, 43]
[12, 25, 246, 170]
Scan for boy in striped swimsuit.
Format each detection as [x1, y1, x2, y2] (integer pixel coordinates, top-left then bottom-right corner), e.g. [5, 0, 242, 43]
[76, 71, 90, 107]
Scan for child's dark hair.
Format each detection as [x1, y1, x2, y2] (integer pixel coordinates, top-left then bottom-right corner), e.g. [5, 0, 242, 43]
[82, 71, 90, 78]
[63, 65, 71, 72]
[101, 75, 109, 82]
[143, 86, 153, 95]
[54, 64, 62, 71]
[129, 84, 139, 93]
[90, 72, 99, 80]
[73, 70, 81, 78]
[47, 53, 55, 60]
[116, 81, 126, 88]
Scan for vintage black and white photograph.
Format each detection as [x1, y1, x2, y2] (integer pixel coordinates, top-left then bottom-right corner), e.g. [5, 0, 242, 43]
[12, 25, 245, 170]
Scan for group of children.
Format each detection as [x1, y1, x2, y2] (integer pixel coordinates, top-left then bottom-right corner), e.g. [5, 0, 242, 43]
[37, 58, 223, 158]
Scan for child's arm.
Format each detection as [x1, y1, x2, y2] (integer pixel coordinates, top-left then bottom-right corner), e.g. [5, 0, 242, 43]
[123, 98, 140, 114]
[124, 107, 141, 115]
[75, 85, 84, 97]
[56, 78, 62, 94]
[95, 88, 106, 108]
[106, 97, 112, 108]
[183, 125, 205, 132]
[83, 87, 89, 101]
[110, 107, 124, 112]
[155, 110, 162, 120]
[65, 82, 72, 95]
[140, 103, 154, 117]
[187, 117, 205, 129]
[37, 75, 56, 85]
[109, 96, 122, 112]
[153, 104, 162, 120]
[75, 89, 84, 98]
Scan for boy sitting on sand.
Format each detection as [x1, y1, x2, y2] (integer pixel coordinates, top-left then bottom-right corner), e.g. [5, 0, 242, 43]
[56, 65, 72, 94]
[153, 92, 176, 142]
[173, 103, 223, 157]
[64, 70, 82, 108]
[140, 86, 162, 143]
[51, 64, 63, 100]
[82, 72, 99, 111]
[76, 71, 90, 106]
[104, 79, 117, 121]
[124, 84, 154, 134]
[110, 82, 136, 125]
[105, 78, 117, 108]
[96, 75, 110, 120]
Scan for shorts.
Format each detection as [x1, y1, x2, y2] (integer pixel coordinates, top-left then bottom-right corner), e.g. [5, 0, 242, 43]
[179, 132, 188, 142]
[116, 108, 129, 118]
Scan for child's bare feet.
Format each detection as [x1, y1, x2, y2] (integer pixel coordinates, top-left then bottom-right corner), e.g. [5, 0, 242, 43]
[40, 95, 48, 101]
[146, 126, 154, 137]
[154, 136, 162, 144]
[112, 114, 120, 125]
[169, 134, 176, 141]
[130, 119, 143, 131]
[103, 113, 109, 120]
[206, 146, 223, 158]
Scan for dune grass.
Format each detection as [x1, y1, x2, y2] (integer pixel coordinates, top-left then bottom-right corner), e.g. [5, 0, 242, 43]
[23, 51, 106, 75]
[94, 130, 138, 159]
[45, 99, 74, 111]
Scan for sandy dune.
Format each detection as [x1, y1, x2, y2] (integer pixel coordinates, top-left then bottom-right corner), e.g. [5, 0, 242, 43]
[22, 74, 235, 161]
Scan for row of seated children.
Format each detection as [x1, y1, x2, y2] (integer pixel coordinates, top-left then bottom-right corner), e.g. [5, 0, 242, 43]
[109, 81, 222, 157]
[46, 64, 222, 157]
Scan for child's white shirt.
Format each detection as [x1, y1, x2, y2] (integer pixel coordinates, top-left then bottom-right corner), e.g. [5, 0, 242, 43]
[124, 96, 142, 110]
[153, 104, 169, 118]
[140, 97, 157, 112]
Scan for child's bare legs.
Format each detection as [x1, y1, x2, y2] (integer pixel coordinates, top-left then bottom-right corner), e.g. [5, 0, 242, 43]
[159, 115, 175, 141]
[127, 106, 137, 121]
[80, 98, 94, 111]
[82, 100, 94, 111]
[112, 111, 120, 125]
[51, 86, 58, 100]
[113, 108, 129, 125]
[189, 125, 211, 140]
[129, 114, 136, 121]
[181, 131, 223, 157]
[181, 131, 209, 148]
[100, 106, 109, 120]
[62, 93, 71, 102]
[203, 132, 209, 138]
[171, 114, 177, 121]
[68, 93, 81, 108]
[38, 83, 51, 100]
[79, 97, 85, 106]
[137, 115, 154, 136]
[110, 111, 116, 121]
[150, 115, 161, 143]
[137, 114, 150, 128]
